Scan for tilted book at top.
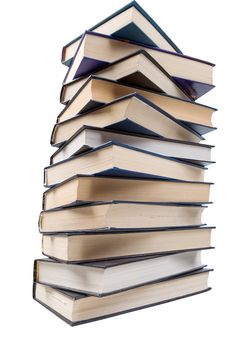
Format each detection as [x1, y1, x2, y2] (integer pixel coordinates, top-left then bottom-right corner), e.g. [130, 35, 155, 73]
[62, 1, 182, 66]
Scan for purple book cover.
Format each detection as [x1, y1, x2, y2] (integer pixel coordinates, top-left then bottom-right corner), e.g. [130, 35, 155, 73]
[64, 31, 215, 100]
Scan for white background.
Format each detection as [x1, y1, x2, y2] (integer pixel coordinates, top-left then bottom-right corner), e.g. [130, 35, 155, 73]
[1, 0, 232, 348]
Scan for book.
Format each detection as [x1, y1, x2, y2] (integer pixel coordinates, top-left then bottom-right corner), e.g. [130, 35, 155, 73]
[52, 94, 209, 147]
[42, 226, 213, 262]
[62, 1, 183, 66]
[63, 32, 215, 100]
[44, 141, 207, 187]
[34, 251, 205, 296]
[44, 142, 206, 187]
[50, 126, 214, 165]
[58, 77, 216, 136]
[33, 269, 212, 326]
[34, 2, 215, 324]
[43, 175, 212, 210]
[39, 201, 206, 233]
[61, 50, 191, 104]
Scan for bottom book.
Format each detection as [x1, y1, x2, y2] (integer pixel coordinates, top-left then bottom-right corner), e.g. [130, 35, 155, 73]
[33, 268, 211, 326]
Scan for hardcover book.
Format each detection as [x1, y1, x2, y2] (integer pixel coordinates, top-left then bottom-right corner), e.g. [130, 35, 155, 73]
[41, 226, 214, 262]
[57, 77, 216, 136]
[61, 50, 191, 104]
[50, 125, 213, 165]
[62, 1, 183, 66]
[63, 31, 215, 99]
[34, 251, 205, 296]
[34, 269, 212, 326]
[52, 94, 209, 147]
[39, 201, 207, 233]
[43, 175, 212, 210]
[44, 142, 207, 187]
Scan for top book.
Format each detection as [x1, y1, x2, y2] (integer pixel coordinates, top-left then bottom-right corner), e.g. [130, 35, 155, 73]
[62, 1, 182, 66]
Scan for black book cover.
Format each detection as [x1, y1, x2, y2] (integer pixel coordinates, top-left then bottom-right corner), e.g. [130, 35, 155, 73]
[39, 200, 210, 233]
[61, 50, 192, 101]
[52, 92, 215, 147]
[42, 174, 214, 210]
[45, 139, 208, 178]
[33, 268, 212, 326]
[62, 0, 183, 65]
[50, 124, 215, 167]
[41, 224, 215, 236]
[57, 75, 217, 127]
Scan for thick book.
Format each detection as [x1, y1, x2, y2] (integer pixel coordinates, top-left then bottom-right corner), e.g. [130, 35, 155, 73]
[62, 1, 183, 66]
[44, 142, 207, 187]
[42, 226, 214, 262]
[61, 50, 191, 104]
[63, 31, 215, 99]
[43, 175, 212, 210]
[33, 269, 212, 326]
[39, 201, 207, 233]
[34, 251, 205, 296]
[52, 94, 210, 147]
[57, 77, 217, 136]
[50, 125, 214, 165]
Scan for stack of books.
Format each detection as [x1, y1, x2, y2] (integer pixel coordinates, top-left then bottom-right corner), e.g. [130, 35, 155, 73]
[33, 1, 216, 326]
